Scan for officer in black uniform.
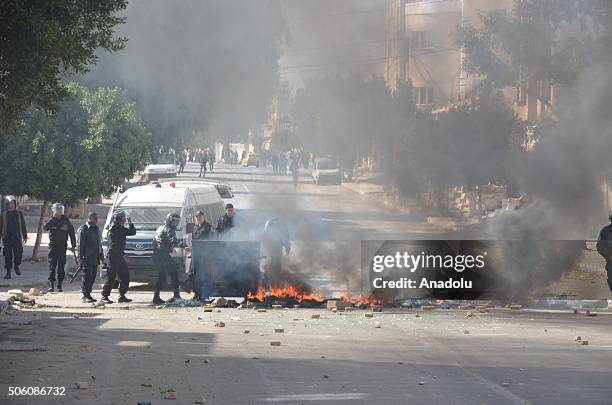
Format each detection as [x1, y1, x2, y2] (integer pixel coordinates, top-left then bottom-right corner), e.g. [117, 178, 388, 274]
[216, 203, 235, 236]
[0, 195, 27, 279]
[193, 210, 213, 240]
[152, 213, 184, 304]
[77, 212, 104, 303]
[101, 210, 136, 304]
[43, 203, 76, 292]
[596, 209, 612, 301]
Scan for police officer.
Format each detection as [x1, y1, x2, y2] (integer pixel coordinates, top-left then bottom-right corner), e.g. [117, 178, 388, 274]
[193, 210, 213, 240]
[596, 209, 612, 304]
[77, 212, 104, 303]
[152, 213, 184, 304]
[259, 218, 291, 289]
[0, 195, 27, 279]
[216, 203, 235, 235]
[43, 203, 76, 292]
[101, 210, 136, 304]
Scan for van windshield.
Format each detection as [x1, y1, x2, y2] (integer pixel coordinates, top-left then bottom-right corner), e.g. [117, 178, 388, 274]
[118, 207, 181, 230]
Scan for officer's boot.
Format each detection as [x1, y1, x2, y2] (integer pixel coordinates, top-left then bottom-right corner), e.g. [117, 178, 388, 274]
[152, 291, 165, 305]
[167, 289, 181, 304]
[3, 269, 10, 279]
[99, 295, 113, 304]
[82, 293, 95, 303]
[57, 281, 63, 292]
[14, 266, 21, 276]
[48, 281, 54, 292]
[86, 292, 97, 303]
[118, 294, 132, 303]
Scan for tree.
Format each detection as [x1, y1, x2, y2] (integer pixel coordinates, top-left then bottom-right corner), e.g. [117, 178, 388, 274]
[0, 0, 127, 128]
[0, 82, 151, 258]
[457, 0, 610, 95]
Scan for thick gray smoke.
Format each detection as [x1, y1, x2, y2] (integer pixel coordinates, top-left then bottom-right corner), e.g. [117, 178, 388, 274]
[280, 0, 385, 87]
[484, 51, 612, 299]
[84, 0, 287, 148]
[489, 61, 612, 240]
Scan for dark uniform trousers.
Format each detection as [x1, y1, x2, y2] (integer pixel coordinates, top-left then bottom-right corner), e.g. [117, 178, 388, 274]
[154, 251, 179, 295]
[102, 254, 130, 296]
[81, 262, 98, 294]
[48, 244, 67, 282]
[4, 241, 23, 272]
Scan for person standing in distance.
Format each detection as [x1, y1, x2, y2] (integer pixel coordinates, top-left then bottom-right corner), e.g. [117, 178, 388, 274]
[100, 210, 136, 304]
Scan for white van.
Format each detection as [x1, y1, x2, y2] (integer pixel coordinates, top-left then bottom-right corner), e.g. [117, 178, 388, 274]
[102, 180, 232, 285]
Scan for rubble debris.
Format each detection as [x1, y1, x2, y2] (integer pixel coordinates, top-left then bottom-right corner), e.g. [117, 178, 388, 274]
[415, 314, 421, 318]
[419, 381, 425, 386]
[364, 313, 374, 318]
[76, 381, 89, 389]
[323, 375, 329, 379]
[509, 304, 522, 310]
[163, 389, 177, 400]
[326, 300, 350, 311]
[8, 289, 24, 299]
[331, 308, 338, 313]
[274, 328, 284, 333]
[257, 309, 267, 313]
[270, 341, 281, 346]
[501, 382, 511, 387]
[464, 330, 470, 334]
[72, 314, 79, 319]
[578, 340, 589, 346]
[466, 311, 474, 318]
[28, 287, 41, 296]
[243, 329, 250, 334]
[421, 305, 435, 311]
[293, 304, 300, 309]
[585, 310, 597, 317]
[271, 304, 283, 310]
[211, 297, 227, 307]
[574, 336, 582, 342]
[214, 321, 225, 328]
[141, 383, 153, 388]
[374, 323, 382, 329]
[195, 398, 206, 404]
[311, 314, 320, 319]
[203, 306, 213, 313]
[371, 305, 383, 312]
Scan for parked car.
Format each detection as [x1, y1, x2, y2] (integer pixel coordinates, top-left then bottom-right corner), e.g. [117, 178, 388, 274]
[312, 158, 341, 185]
[143, 153, 177, 181]
[242, 153, 261, 167]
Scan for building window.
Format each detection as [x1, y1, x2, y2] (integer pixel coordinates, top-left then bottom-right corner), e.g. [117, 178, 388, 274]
[415, 87, 434, 105]
[411, 31, 431, 50]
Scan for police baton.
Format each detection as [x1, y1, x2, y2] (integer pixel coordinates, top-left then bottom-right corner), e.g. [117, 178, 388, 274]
[68, 248, 83, 284]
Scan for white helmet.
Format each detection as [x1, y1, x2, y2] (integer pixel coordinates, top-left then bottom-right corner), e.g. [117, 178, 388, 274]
[51, 202, 65, 216]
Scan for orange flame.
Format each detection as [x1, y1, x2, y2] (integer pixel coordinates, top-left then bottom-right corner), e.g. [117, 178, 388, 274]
[339, 292, 385, 306]
[247, 283, 323, 303]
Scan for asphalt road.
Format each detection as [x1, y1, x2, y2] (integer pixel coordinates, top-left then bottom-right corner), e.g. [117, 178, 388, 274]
[2, 163, 612, 405]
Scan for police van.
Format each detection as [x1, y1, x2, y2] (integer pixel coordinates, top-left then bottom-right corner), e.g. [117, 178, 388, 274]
[101, 180, 232, 285]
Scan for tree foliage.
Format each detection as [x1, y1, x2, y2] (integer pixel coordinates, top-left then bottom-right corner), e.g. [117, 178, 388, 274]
[457, 0, 611, 92]
[0, 82, 151, 204]
[0, 0, 127, 128]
